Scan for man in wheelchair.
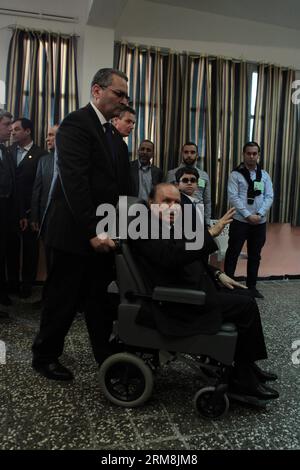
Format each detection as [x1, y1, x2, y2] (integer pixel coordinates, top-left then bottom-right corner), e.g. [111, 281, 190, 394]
[129, 183, 278, 402]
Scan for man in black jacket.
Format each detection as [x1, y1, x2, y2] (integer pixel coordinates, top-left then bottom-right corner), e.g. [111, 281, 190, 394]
[130, 140, 163, 200]
[0, 110, 13, 312]
[30, 124, 59, 273]
[32, 68, 132, 380]
[130, 183, 278, 401]
[7, 118, 47, 298]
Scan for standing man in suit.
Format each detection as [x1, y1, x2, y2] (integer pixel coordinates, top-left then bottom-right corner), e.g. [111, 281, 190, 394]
[32, 68, 132, 381]
[166, 142, 212, 227]
[31, 124, 59, 233]
[0, 110, 13, 313]
[130, 139, 163, 201]
[7, 118, 47, 298]
[112, 106, 136, 138]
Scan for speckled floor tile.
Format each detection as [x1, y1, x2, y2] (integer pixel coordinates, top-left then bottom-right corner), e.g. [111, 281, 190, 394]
[0, 281, 299, 450]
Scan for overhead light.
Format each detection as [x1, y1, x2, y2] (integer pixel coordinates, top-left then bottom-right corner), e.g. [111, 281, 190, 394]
[0, 7, 78, 23]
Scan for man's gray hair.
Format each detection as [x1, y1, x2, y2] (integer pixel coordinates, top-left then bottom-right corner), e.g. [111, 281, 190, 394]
[91, 68, 128, 90]
[0, 109, 13, 121]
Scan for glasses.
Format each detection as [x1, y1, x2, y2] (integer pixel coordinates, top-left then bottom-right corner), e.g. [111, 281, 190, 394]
[180, 177, 197, 184]
[102, 86, 130, 102]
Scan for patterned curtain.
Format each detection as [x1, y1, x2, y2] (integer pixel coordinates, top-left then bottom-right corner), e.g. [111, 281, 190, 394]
[207, 59, 249, 217]
[115, 42, 182, 169]
[253, 65, 297, 223]
[6, 28, 79, 147]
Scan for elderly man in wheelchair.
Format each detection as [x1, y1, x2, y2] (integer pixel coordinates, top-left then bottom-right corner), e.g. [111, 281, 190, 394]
[99, 183, 278, 419]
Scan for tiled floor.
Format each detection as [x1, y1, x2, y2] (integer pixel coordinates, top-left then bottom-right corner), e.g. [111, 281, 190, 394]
[0, 280, 299, 450]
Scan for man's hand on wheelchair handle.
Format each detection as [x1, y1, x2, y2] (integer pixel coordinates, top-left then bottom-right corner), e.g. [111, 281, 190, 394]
[90, 233, 117, 253]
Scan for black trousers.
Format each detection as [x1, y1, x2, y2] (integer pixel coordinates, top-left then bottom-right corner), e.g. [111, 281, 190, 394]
[0, 198, 9, 294]
[32, 247, 116, 365]
[218, 289, 267, 363]
[6, 225, 39, 286]
[224, 219, 266, 288]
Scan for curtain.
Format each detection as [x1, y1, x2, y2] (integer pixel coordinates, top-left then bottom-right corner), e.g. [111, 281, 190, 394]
[115, 43, 182, 168]
[253, 65, 297, 223]
[6, 28, 79, 147]
[207, 59, 249, 217]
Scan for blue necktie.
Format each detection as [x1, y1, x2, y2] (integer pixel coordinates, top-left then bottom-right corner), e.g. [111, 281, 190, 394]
[103, 122, 116, 165]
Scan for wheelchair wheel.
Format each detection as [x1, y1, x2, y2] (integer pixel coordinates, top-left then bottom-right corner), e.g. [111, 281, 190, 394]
[99, 353, 154, 407]
[193, 386, 229, 419]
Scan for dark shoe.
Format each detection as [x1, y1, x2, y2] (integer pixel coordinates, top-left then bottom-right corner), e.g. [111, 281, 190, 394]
[252, 362, 278, 382]
[7, 282, 20, 295]
[32, 360, 74, 381]
[0, 293, 12, 306]
[0, 310, 9, 319]
[31, 299, 43, 310]
[230, 379, 279, 400]
[20, 285, 32, 299]
[249, 287, 264, 299]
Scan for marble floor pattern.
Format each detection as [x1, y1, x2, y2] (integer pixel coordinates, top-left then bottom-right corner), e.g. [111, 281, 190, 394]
[0, 280, 299, 450]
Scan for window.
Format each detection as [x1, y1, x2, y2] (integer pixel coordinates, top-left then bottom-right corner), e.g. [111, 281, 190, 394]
[249, 71, 258, 140]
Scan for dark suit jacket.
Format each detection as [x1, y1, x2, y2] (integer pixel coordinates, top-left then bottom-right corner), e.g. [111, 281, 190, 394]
[0, 144, 14, 198]
[30, 151, 55, 225]
[130, 159, 163, 197]
[45, 103, 132, 255]
[10, 143, 48, 219]
[130, 218, 223, 337]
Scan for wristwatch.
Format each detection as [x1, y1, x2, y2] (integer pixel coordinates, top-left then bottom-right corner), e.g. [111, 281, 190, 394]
[214, 270, 223, 281]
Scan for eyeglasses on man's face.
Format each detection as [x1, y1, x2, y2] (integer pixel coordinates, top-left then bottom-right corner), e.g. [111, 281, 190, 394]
[102, 86, 130, 102]
[180, 177, 198, 184]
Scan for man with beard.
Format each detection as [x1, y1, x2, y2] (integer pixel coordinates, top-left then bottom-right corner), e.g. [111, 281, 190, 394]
[130, 139, 163, 201]
[166, 142, 211, 226]
[32, 68, 132, 380]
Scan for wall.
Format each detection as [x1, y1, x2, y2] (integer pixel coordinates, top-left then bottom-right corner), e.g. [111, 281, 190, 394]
[115, 0, 300, 69]
[80, 25, 114, 105]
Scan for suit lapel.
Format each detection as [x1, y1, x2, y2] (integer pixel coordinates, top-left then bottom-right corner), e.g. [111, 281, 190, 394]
[86, 104, 116, 178]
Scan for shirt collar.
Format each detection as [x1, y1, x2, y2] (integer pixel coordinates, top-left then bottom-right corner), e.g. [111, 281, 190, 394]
[19, 141, 33, 152]
[90, 101, 108, 127]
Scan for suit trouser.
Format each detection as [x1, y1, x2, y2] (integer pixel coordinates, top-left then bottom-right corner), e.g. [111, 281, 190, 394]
[0, 198, 9, 293]
[224, 220, 266, 287]
[32, 247, 116, 365]
[6, 225, 39, 286]
[218, 289, 267, 363]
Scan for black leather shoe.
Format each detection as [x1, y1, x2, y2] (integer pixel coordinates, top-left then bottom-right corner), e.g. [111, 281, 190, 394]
[20, 285, 32, 299]
[249, 288, 264, 299]
[0, 310, 9, 319]
[0, 293, 12, 306]
[229, 380, 279, 400]
[32, 361, 74, 381]
[252, 363, 278, 382]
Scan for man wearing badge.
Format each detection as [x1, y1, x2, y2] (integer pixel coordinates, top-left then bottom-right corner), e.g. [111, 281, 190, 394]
[166, 142, 211, 227]
[224, 141, 273, 299]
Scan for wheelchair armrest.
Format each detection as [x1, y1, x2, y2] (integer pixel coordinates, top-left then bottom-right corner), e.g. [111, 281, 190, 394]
[152, 287, 206, 305]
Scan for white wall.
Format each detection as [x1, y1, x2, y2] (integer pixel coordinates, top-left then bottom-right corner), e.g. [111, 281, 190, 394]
[80, 25, 114, 105]
[115, 0, 300, 69]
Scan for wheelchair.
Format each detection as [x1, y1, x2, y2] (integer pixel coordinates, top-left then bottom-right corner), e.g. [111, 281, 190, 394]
[98, 198, 269, 419]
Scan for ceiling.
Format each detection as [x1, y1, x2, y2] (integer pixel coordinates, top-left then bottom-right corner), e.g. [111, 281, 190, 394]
[1, 0, 300, 30]
[148, 0, 300, 31]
